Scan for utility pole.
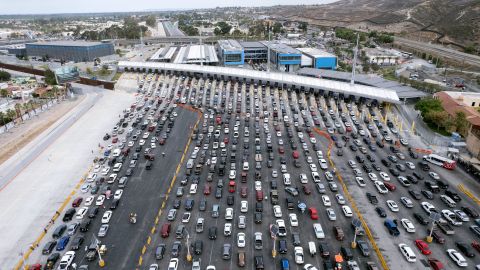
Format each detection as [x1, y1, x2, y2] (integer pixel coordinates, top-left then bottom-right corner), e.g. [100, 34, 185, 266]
[267, 22, 271, 73]
[350, 33, 359, 85]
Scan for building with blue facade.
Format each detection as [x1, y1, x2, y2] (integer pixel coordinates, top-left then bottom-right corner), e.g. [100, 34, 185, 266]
[25, 41, 114, 62]
[297, 47, 337, 70]
[262, 42, 302, 72]
[240, 41, 267, 63]
[217, 40, 244, 66]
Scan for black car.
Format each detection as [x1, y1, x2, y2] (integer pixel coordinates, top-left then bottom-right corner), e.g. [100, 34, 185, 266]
[185, 199, 194, 211]
[362, 164, 372, 173]
[412, 171, 424, 180]
[227, 195, 235, 206]
[42, 241, 56, 255]
[199, 199, 207, 211]
[367, 193, 378, 204]
[215, 187, 223, 199]
[356, 155, 365, 163]
[413, 213, 429, 225]
[456, 242, 476, 257]
[381, 159, 391, 167]
[406, 175, 418, 184]
[171, 241, 181, 257]
[256, 202, 263, 212]
[318, 242, 330, 258]
[421, 190, 434, 200]
[208, 227, 217, 240]
[462, 206, 479, 218]
[79, 219, 91, 232]
[436, 180, 449, 189]
[366, 154, 376, 162]
[371, 163, 381, 171]
[110, 199, 120, 210]
[87, 207, 99, 218]
[409, 189, 422, 200]
[173, 199, 181, 209]
[254, 212, 262, 224]
[389, 168, 400, 177]
[375, 207, 387, 218]
[71, 235, 84, 250]
[445, 190, 462, 202]
[278, 240, 288, 254]
[349, 145, 358, 152]
[192, 240, 203, 255]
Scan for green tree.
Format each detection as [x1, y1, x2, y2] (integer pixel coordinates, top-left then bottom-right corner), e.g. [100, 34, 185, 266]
[145, 15, 157, 28]
[298, 22, 308, 32]
[414, 98, 443, 116]
[0, 89, 8, 97]
[44, 69, 57, 85]
[0, 70, 11, 81]
[362, 63, 370, 73]
[425, 110, 449, 130]
[231, 29, 242, 37]
[214, 21, 232, 36]
[454, 111, 469, 135]
[464, 45, 477, 55]
[272, 22, 284, 34]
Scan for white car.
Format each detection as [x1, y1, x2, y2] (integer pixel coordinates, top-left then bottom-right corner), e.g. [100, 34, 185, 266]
[405, 162, 415, 170]
[58, 251, 75, 270]
[454, 209, 470, 222]
[107, 173, 117, 184]
[273, 205, 282, 218]
[240, 201, 248, 213]
[168, 258, 179, 270]
[86, 173, 97, 182]
[398, 243, 416, 263]
[319, 159, 328, 170]
[342, 206, 353, 217]
[379, 172, 390, 181]
[75, 207, 88, 219]
[368, 173, 378, 181]
[150, 143, 156, 149]
[429, 172, 440, 180]
[299, 174, 308, 184]
[294, 247, 304, 264]
[326, 208, 336, 221]
[306, 156, 313, 164]
[225, 208, 233, 220]
[276, 219, 287, 237]
[335, 194, 346, 205]
[355, 177, 366, 187]
[182, 212, 191, 223]
[95, 195, 106, 206]
[190, 184, 198, 194]
[309, 164, 318, 172]
[93, 165, 101, 173]
[255, 181, 262, 191]
[447, 249, 468, 267]
[442, 209, 462, 226]
[237, 232, 246, 248]
[401, 218, 415, 233]
[127, 141, 134, 147]
[272, 170, 278, 178]
[283, 173, 291, 185]
[113, 189, 123, 200]
[101, 166, 110, 175]
[84, 196, 94, 206]
[322, 195, 331, 206]
[421, 201, 436, 214]
[348, 160, 357, 168]
[386, 200, 399, 212]
[139, 139, 145, 146]
[310, 137, 317, 144]
[229, 170, 236, 180]
[324, 171, 334, 181]
[289, 213, 299, 226]
[311, 172, 321, 183]
[400, 197, 414, 208]
[101, 210, 112, 224]
[224, 223, 232, 236]
[374, 181, 388, 194]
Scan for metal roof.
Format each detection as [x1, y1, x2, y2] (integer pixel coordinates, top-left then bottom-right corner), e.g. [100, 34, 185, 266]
[297, 47, 336, 58]
[261, 41, 301, 55]
[218, 40, 243, 52]
[298, 68, 426, 99]
[118, 61, 400, 103]
[173, 45, 218, 64]
[240, 41, 267, 49]
[26, 41, 106, 47]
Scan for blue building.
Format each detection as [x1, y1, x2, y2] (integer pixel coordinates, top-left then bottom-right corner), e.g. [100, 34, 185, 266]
[240, 41, 267, 63]
[25, 41, 114, 62]
[217, 40, 244, 66]
[297, 47, 337, 70]
[262, 42, 302, 72]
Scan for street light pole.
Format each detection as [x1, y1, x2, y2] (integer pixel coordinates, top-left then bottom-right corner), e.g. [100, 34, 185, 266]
[185, 229, 192, 262]
[351, 228, 358, 249]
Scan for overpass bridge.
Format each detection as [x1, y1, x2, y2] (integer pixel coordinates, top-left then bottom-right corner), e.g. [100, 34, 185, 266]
[118, 61, 400, 104]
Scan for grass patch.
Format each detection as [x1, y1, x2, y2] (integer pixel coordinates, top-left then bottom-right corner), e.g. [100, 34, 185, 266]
[112, 72, 122, 81]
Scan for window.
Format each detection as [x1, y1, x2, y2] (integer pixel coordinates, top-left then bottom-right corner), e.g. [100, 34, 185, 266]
[225, 53, 242, 63]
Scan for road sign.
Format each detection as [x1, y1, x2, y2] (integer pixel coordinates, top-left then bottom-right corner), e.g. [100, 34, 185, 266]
[269, 224, 278, 238]
[352, 218, 362, 228]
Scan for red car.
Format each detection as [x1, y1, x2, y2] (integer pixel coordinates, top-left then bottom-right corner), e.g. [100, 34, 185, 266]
[240, 187, 248, 198]
[160, 223, 171, 238]
[159, 138, 166, 145]
[302, 185, 312, 195]
[72, 197, 83, 208]
[292, 151, 299, 159]
[112, 137, 118, 143]
[472, 241, 480, 253]
[384, 182, 396, 191]
[308, 133, 314, 138]
[309, 207, 318, 220]
[278, 147, 285, 154]
[428, 258, 444, 270]
[346, 126, 352, 132]
[28, 264, 41, 270]
[228, 181, 236, 193]
[223, 137, 229, 144]
[256, 190, 264, 202]
[203, 184, 211, 195]
[415, 239, 432, 255]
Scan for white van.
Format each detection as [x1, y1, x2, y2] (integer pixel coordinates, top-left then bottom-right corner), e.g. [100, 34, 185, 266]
[308, 241, 317, 256]
[243, 162, 249, 171]
[283, 174, 291, 186]
[283, 115, 289, 122]
[112, 149, 121, 157]
[440, 195, 456, 208]
[398, 243, 416, 262]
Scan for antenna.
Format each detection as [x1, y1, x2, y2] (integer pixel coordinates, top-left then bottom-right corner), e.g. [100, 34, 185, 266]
[350, 33, 359, 85]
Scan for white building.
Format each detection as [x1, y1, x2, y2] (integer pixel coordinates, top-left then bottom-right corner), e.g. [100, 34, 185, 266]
[364, 48, 400, 66]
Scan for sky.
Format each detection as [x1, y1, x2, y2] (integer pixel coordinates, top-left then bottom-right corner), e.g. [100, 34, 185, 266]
[0, 0, 339, 15]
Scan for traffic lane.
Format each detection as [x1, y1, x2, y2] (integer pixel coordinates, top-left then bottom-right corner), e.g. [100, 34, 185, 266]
[83, 108, 197, 270]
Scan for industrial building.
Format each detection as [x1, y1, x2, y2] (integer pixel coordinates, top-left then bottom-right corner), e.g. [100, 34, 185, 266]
[217, 40, 244, 66]
[240, 41, 267, 63]
[25, 41, 114, 62]
[173, 44, 218, 65]
[364, 48, 400, 66]
[297, 47, 337, 70]
[262, 41, 302, 72]
[150, 46, 178, 62]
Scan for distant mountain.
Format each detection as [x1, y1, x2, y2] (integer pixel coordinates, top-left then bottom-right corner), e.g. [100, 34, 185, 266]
[270, 0, 480, 48]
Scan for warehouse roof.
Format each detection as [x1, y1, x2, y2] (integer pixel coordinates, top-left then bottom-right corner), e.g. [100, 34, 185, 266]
[218, 40, 243, 52]
[261, 41, 301, 54]
[240, 41, 267, 49]
[26, 41, 107, 47]
[119, 61, 400, 103]
[297, 47, 336, 58]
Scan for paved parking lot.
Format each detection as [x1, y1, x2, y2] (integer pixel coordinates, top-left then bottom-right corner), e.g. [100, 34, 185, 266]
[27, 71, 480, 270]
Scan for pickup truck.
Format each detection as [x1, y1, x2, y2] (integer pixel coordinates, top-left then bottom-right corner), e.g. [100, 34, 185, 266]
[384, 219, 400, 236]
[437, 221, 455, 235]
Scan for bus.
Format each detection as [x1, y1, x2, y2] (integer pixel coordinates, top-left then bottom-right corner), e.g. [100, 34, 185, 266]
[423, 154, 456, 170]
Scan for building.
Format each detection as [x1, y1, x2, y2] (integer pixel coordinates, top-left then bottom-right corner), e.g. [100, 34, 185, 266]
[173, 44, 218, 65]
[261, 41, 302, 72]
[6, 45, 26, 57]
[150, 46, 178, 62]
[364, 48, 400, 66]
[25, 41, 114, 62]
[297, 47, 337, 70]
[434, 91, 480, 158]
[217, 40, 244, 66]
[240, 41, 267, 63]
